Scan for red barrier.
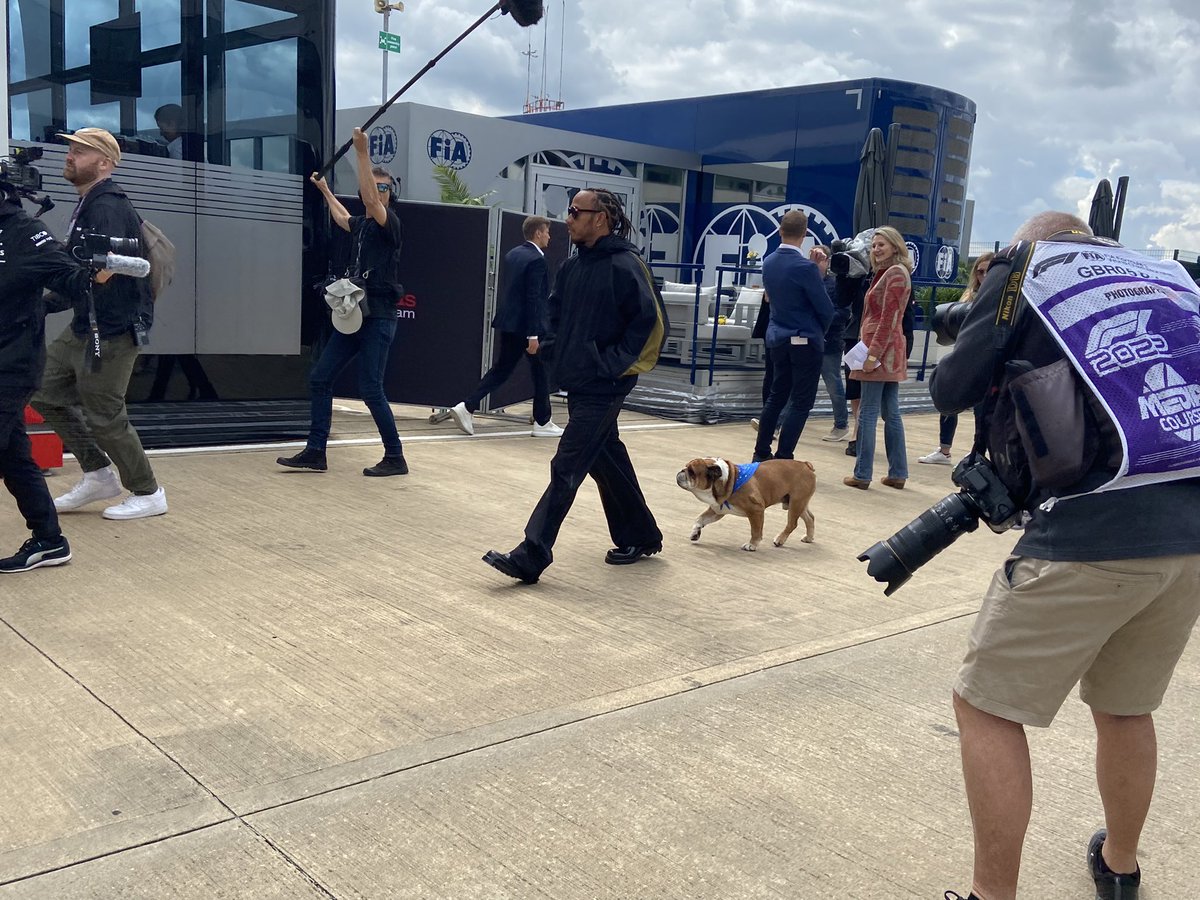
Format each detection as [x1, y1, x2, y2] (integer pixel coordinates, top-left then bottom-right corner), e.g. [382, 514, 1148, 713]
[24, 407, 63, 470]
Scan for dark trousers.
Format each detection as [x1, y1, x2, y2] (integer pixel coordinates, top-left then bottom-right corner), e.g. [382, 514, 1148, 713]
[464, 331, 551, 425]
[307, 317, 403, 457]
[508, 391, 662, 576]
[0, 391, 61, 541]
[754, 341, 824, 460]
[759, 346, 774, 405]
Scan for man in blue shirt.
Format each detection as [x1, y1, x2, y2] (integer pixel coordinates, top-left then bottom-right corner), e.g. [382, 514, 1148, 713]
[752, 210, 834, 462]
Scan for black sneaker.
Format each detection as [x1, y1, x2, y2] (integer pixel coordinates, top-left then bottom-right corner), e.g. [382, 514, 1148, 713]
[363, 455, 408, 477]
[845, 439, 857, 457]
[277, 449, 328, 471]
[0, 536, 72, 573]
[943, 892, 982, 900]
[1088, 829, 1140, 899]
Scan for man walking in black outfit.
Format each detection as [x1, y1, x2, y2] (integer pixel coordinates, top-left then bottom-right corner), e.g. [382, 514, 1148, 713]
[0, 175, 94, 571]
[483, 189, 667, 584]
[449, 215, 562, 438]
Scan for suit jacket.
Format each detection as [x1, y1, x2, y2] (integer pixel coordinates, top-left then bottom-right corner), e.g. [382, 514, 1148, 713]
[761, 246, 834, 349]
[493, 241, 548, 337]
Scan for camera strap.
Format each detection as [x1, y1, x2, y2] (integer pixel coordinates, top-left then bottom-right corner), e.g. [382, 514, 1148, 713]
[990, 240, 1035, 351]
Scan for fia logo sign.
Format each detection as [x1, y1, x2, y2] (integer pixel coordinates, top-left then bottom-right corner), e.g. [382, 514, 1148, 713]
[427, 130, 471, 170]
[906, 242, 920, 274]
[935, 245, 958, 282]
[369, 126, 398, 165]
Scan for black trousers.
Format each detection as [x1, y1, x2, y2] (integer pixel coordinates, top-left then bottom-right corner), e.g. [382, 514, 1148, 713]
[0, 391, 62, 541]
[508, 391, 661, 575]
[464, 331, 551, 426]
[754, 341, 824, 460]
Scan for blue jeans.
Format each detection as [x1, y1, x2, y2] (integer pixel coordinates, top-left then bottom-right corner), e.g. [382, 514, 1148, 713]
[820, 351, 848, 430]
[854, 380, 907, 482]
[307, 317, 403, 457]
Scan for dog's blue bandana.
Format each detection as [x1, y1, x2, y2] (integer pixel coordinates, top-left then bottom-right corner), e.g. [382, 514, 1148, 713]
[723, 461, 759, 509]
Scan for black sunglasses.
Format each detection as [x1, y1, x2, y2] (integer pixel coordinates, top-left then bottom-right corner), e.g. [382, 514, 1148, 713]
[566, 205, 602, 218]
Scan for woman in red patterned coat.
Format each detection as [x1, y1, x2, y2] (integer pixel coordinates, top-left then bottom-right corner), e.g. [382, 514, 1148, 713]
[844, 226, 911, 489]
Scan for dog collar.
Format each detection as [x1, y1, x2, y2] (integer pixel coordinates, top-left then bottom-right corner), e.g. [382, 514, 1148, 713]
[723, 461, 760, 509]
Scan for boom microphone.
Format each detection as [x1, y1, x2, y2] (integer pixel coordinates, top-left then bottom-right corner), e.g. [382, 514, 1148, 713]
[104, 253, 151, 278]
[318, 0, 547, 179]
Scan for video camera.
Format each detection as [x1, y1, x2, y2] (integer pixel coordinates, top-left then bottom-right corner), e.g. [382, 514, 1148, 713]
[0, 146, 54, 214]
[78, 231, 141, 267]
[829, 229, 873, 279]
[856, 454, 1022, 596]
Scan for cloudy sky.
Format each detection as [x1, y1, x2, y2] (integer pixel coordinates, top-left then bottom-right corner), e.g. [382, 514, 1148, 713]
[335, 0, 1200, 253]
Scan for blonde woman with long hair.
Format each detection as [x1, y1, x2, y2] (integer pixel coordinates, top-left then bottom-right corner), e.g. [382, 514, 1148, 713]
[844, 226, 911, 489]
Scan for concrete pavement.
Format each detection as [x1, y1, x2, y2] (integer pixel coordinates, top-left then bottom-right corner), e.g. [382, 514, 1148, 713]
[2, 405, 1196, 898]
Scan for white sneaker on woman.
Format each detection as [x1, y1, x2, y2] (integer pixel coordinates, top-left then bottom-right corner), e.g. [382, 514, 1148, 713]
[918, 449, 953, 465]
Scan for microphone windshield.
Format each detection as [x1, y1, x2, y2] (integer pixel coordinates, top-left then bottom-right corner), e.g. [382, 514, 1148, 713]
[501, 0, 544, 27]
[105, 253, 152, 278]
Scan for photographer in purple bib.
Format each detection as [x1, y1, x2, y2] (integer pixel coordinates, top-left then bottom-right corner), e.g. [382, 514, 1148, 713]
[279, 127, 407, 477]
[863, 211, 1200, 900]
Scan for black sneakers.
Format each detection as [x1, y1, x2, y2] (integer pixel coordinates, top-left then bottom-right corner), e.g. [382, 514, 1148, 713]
[0, 536, 72, 573]
[276, 449, 328, 471]
[1088, 829, 1141, 899]
[845, 439, 858, 457]
[363, 456, 409, 477]
[943, 892, 981, 900]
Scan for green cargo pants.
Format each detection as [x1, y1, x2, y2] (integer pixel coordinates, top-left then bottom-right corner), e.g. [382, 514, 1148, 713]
[31, 328, 158, 494]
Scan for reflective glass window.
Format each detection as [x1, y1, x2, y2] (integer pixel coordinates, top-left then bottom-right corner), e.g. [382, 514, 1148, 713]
[136, 0, 181, 50]
[136, 62, 184, 155]
[9, 0, 53, 80]
[9, 90, 53, 142]
[225, 0, 295, 32]
[225, 39, 298, 121]
[65, 81, 120, 132]
[64, 0, 120, 69]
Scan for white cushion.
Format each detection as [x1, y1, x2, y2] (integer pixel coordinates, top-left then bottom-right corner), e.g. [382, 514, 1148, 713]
[662, 281, 716, 299]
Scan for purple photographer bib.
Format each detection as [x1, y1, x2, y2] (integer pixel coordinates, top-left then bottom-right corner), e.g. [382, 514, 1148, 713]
[1021, 240, 1200, 492]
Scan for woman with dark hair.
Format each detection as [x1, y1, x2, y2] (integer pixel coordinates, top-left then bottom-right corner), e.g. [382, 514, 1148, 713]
[918, 251, 996, 466]
[844, 226, 911, 490]
[278, 127, 407, 477]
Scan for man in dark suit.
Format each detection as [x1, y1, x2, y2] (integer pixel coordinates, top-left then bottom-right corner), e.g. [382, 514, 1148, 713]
[450, 216, 562, 437]
[752, 210, 834, 462]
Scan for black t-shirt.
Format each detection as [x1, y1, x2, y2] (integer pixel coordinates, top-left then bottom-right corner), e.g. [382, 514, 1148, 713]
[349, 209, 402, 318]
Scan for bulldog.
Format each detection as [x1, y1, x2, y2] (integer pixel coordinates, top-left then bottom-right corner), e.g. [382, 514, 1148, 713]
[676, 457, 816, 551]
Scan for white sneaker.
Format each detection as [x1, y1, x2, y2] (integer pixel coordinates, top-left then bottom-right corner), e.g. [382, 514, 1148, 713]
[103, 487, 168, 520]
[54, 467, 122, 511]
[918, 449, 953, 465]
[750, 417, 760, 433]
[531, 420, 564, 438]
[449, 402, 474, 435]
[822, 427, 849, 442]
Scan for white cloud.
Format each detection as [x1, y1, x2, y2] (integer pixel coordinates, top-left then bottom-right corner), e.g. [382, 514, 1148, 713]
[335, 0, 1200, 252]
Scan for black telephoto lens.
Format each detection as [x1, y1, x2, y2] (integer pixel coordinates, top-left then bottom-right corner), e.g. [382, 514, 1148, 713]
[857, 493, 982, 596]
[108, 236, 140, 255]
[931, 300, 972, 346]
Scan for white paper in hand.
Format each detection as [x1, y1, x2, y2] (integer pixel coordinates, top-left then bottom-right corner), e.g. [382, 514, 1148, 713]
[843, 340, 870, 370]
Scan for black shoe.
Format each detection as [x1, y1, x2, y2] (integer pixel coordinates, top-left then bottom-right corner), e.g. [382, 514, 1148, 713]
[1088, 829, 1140, 899]
[943, 893, 982, 900]
[277, 449, 328, 471]
[752, 452, 774, 463]
[363, 455, 408, 477]
[0, 535, 72, 573]
[844, 440, 857, 457]
[482, 550, 539, 584]
[604, 542, 663, 565]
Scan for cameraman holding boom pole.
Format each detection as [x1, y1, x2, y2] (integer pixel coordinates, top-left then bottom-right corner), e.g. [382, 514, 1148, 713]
[930, 212, 1200, 900]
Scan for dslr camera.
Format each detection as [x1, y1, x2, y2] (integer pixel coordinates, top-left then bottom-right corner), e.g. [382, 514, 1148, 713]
[77, 230, 141, 269]
[930, 299, 973, 346]
[857, 454, 1022, 596]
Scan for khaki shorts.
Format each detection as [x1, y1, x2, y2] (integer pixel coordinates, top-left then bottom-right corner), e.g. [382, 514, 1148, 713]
[955, 554, 1200, 727]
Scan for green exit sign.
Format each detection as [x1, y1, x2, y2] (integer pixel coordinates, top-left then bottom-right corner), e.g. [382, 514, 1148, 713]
[378, 31, 401, 53]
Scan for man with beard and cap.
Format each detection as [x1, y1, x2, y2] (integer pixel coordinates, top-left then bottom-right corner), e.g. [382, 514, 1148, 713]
[32, 127, 167, 521]
[0, 173, 96, 571]
[482, 189, 667, 584]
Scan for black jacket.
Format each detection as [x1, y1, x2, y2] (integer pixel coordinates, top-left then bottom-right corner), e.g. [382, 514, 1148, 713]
[65, 179, 152, 338]
[493, 241, 548, 337]
[546, 235, 666, 396]
[0, 199, 91, 391]
[929, 236, 1200, 562]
